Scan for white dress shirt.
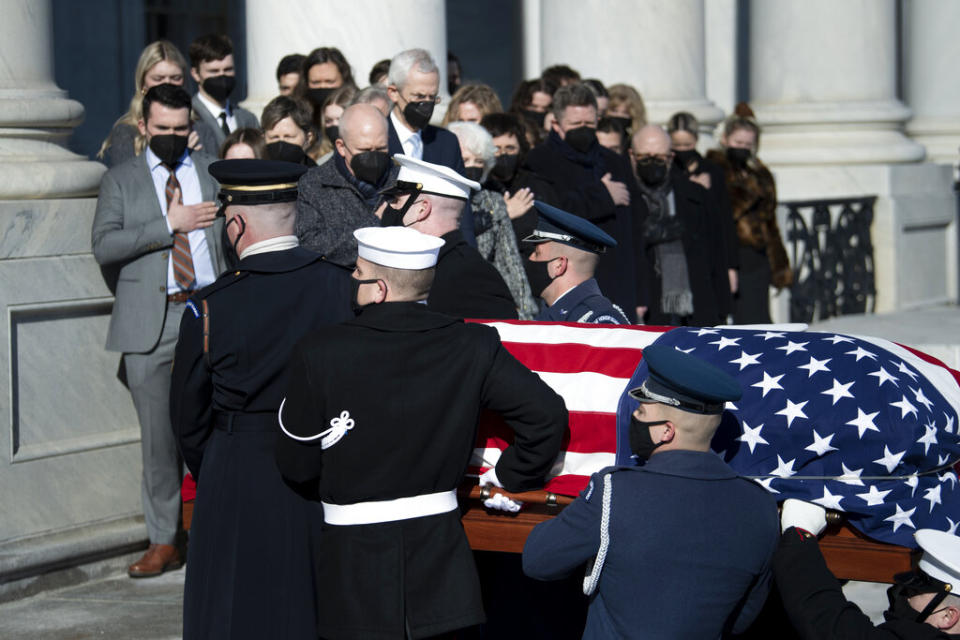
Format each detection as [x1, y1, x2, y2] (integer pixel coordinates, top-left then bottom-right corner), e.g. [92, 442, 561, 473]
[390, 109, 423, 159]
[239, 235, 299, 260]
[145, 146, 217, 293]
[196, 90, 237, 132]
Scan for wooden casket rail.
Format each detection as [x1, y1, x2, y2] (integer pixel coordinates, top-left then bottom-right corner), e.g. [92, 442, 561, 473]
[458, 486, 917, 584]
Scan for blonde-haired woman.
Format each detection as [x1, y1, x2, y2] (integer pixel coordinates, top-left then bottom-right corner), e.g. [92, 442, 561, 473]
[606, 83, 647, 138]
[98, 40, 207, 166]
[441, 83, 503, 126]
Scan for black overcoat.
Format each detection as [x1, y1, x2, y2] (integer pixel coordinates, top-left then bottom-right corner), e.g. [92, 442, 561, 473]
[427, 229, 519, 320]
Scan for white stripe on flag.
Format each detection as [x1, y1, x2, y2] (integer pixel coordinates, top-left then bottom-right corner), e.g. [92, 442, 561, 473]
[536, 370, 629, 412]
[486, 321, 664, 349]
[549, 451, 618, 478]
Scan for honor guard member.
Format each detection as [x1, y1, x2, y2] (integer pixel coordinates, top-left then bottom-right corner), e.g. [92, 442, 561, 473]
[523, 344, 779, 639]
[775, 501, 960, 638]
[275, 225, 568, 640]
[170, 159, 352, 640]
[377, 154, 519, 320]
[524, 200, 631, 324]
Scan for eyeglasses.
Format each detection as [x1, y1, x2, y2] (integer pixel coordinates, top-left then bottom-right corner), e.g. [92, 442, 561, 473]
[635, 153, 673, 164]
[405, 92, 441, 104]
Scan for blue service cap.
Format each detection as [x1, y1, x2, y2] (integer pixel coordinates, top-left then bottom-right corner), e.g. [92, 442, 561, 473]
[628, 344, 742, 414]
[209, 159, 308, 206]
[523, 200, 617, 254]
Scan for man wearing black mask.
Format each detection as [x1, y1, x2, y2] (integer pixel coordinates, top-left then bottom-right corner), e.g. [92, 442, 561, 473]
[296, 104, 393, 266]
[776, 499, 960, 639]
[385, 48, 477, 247]
[630, 125, 730, 326]
[523, 344, 778, 638]
[524, 82, 642, 322]
[91, 84, 225, 579]
[188, 34, 259, 155]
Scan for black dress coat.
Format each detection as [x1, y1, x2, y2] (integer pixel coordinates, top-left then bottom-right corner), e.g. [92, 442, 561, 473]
[678, 154, 740, 271]
[170, 247, 352, 640]
[484, 167, 562, 257]
[427, 229, 519, 320]
[635, 174, 731, 327]
[524, 131, 644, 320]
[275, 302, 568, 639]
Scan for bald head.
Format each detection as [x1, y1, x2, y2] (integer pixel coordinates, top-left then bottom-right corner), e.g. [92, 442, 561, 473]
[631, 124, 671, 157]
[339, 103, 388, 149]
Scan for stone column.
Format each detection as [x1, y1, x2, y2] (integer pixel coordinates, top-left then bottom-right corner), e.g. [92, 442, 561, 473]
[0, 0, 105, 198]
[244, 0, 449, 120]
[748, 0, 924, 165]
[902, 0, 960, 166]
[537, 0, 724, 132]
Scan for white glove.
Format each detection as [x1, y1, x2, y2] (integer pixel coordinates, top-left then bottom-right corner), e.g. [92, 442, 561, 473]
[780, 498, 827, 535]
[479, 468, 523, 513]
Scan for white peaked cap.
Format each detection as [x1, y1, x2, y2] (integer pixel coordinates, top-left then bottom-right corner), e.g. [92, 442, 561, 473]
[916, 529, 960, 588]
[393, 154, 481, 200]
[354, 226, 445, 270]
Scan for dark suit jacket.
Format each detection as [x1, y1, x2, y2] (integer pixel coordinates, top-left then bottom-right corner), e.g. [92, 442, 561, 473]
[192, 94, 260, 156]
[427, 230, 518, 320]
[635, 174, 731, 326]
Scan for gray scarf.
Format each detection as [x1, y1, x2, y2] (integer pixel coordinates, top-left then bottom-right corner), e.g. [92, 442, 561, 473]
[639, 179, 694, 317]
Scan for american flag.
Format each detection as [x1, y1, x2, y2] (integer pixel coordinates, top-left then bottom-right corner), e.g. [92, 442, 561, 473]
[471, 321, 960, 548]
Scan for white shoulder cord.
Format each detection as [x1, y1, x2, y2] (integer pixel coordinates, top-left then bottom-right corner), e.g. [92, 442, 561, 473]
[277, 398, 354, 450]
[583, 473, 613, 595]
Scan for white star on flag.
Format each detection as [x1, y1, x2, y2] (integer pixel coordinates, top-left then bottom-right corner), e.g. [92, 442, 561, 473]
[694, 328, 720, 337]
[798, 356, 831, 378]
[884, 504, 917, 532]
[755, 331, 786, 341]
[754, 477, 780, 494]
[941, 472, 958, 489]
[823, 335, 854, 344]
[905, 475, 919, 498]
[947, 518, 960, 536]
[874, 446, 906, 473]
[730, 350, 762, 371]
[751, 372, 784, 398]
[821, 379, 855, 405]
[737, 421, 769, 454]
[868, 367, 899, 388]
[924, 485, 943, 513]
[897, 361, 919, 381]
[771, 455, 797, 478]
[857, 485, 891, 506]
[911, 387, 934, 413]
[805, 430, 838, 456]
[938, 454, 951, 466]
[845, 346, 878, 361]
[890, 395, 918, 419]
[945, 414, 956, 434]
[917, 423, 939, 455]
[812, 486, 845, 511]
[845, 408, 880, 438]
[776, 399, 809, 428]
[776, 340, 809, 355]
[674, 346, 695, 354]
[709, 336, 740, 351]
[837, 463, 864, 486]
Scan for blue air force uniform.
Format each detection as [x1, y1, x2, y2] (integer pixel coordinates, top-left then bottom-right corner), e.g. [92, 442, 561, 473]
[536, 278, 630, 324]
[522, 344, 780, 639]
[170, 160, 353, 640]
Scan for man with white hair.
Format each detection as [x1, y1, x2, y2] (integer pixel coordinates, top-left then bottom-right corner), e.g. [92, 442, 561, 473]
[296, 103, 393, 266]
[275, 225, 567, 639]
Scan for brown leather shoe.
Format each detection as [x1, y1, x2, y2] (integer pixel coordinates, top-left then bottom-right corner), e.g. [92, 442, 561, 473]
[128, 543, 182, 578]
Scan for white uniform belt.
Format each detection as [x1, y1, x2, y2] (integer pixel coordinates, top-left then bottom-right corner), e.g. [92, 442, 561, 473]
[322, 490, 458, 525]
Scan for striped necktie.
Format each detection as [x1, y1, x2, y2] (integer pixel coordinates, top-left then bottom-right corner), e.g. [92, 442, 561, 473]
[165, 165, 196, 291]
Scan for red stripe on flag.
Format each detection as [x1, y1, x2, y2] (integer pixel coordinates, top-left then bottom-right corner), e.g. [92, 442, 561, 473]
[467, 318, 673, 333]
[500, 341, 644, 377]
[897, 343, 960, 390]
[545, 474, 591, 495]
[565, 412, 617, 452]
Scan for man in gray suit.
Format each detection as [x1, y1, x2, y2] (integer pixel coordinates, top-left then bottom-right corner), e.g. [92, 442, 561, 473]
[92, 84, 226, 578]
[188, 34, 259, 156]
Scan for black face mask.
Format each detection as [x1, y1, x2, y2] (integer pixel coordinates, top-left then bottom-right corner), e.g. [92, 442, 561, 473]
[265, 140, 307, 164]
[380, 194, 420, 227]
[403, 99, 435, 130]
[350, 150, 391, 186]
[325, 125, 339, 145]
[149, 134, 189, 167]
[202, 75, 236, 103]
[522, 110, 546, 129]
[636, 159, 670, 188]
[673, 149, 701, 169]
[306, 87, 335, 108]
[226, 214, 246, 261]
[608, 116, 632, 134]
[525, 256, 557, 297]
[629, 415, 668, 461]
[463, 166, 484, 182]
[885, 574, 951, 624]
[564, 126, 597, 154]
[350, 278, 382, 315]
[492, 153, 520, 182]
[726, 147, 752, 167]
